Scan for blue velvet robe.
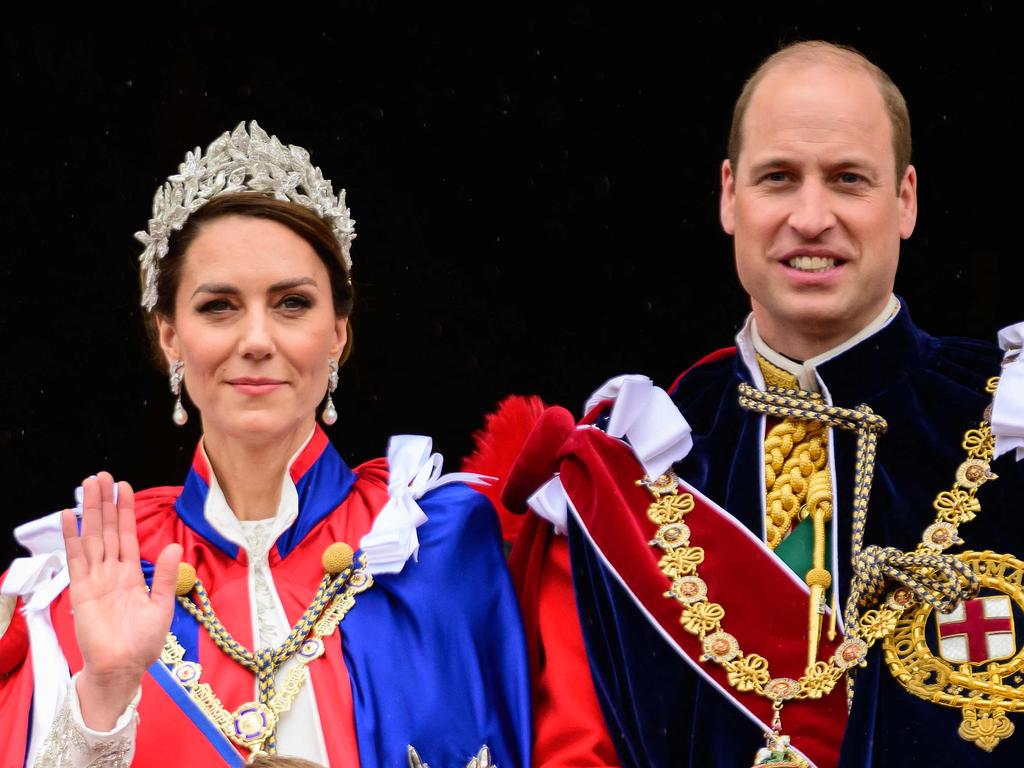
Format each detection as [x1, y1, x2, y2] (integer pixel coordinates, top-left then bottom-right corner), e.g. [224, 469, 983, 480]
[568, 303, 1024, 767]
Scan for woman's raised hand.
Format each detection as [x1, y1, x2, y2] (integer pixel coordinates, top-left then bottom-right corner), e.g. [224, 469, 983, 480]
[60, 471, 182, 730]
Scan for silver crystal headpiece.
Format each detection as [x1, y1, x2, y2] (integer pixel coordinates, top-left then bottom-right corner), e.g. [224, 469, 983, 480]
[135, 120, 356, 311]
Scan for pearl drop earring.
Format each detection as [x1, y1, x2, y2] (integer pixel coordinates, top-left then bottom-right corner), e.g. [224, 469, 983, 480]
[321, 358, 339, 425]
[170, 359, 188, 426]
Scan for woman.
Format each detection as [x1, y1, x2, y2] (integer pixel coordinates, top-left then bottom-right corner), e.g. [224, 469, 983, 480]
[0, 122, 531, 767]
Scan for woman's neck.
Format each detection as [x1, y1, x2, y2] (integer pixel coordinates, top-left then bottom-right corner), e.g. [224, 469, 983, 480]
[201, 421, 315, 521]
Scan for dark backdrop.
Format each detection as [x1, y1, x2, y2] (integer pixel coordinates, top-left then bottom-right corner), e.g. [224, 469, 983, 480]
[1, 7, 1018, 565]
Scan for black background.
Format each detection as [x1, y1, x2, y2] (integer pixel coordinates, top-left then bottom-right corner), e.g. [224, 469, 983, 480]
[1, 6, 1018, 565]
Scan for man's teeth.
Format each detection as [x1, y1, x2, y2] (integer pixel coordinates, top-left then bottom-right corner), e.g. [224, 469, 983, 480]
[786, 256, 837, 272]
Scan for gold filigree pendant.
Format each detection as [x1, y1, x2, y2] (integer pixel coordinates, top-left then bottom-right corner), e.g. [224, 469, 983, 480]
[882, 551, 1024, 752]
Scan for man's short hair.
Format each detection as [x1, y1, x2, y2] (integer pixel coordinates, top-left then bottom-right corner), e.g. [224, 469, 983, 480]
[726, 41, 912, 187]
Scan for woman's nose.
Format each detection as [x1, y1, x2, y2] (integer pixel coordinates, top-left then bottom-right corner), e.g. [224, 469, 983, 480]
[237, 312, 275, 359]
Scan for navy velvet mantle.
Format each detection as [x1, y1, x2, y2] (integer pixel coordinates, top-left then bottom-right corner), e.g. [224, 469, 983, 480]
[568, 303, 1024, 767]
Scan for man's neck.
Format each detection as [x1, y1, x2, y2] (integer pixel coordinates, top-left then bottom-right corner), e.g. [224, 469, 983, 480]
[750, 295, 900, 391]
[752, 296, 900, 363]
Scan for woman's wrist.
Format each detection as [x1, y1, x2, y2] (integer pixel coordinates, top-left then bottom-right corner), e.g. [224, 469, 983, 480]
[76, 666, 145, 732]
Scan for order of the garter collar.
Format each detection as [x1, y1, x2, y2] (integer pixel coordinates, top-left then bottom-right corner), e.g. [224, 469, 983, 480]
[135, 120, 356, 312]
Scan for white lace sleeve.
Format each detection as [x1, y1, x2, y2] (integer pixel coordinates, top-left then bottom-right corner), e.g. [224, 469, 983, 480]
[32, 673, 139, 768]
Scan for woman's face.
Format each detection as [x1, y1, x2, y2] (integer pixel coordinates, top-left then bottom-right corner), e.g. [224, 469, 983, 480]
[156, 215, 347, 443]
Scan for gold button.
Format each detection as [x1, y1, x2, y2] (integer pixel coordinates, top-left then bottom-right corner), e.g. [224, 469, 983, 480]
[322, 542, 354, 575]
[176, 563, 198, 596]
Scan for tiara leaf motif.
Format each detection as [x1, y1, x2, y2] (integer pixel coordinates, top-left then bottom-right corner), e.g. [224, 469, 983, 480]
[135, 121, 355, 312]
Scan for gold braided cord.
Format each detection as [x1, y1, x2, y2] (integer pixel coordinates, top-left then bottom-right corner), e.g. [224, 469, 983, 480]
[755, 356, 833, 551]
[753, 357, 837, 667]
[764, 422, 829, 548]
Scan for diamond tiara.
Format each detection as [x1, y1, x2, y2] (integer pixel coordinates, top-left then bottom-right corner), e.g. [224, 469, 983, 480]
[135, 121, 355, 311]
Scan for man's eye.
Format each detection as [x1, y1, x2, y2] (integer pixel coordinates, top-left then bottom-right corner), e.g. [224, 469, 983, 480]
[838, 172, 864, 184]
[762, 171, 789, 183]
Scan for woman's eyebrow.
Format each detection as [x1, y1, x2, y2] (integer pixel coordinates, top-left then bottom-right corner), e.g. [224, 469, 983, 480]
[190, 277, 318, 299]
[191, 282, 237, 298]
[267, 277, 317, 292]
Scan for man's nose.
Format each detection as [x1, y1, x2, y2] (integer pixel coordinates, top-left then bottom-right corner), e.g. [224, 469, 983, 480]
[237, 311, 275, 359]
[787, 179, 837, 239]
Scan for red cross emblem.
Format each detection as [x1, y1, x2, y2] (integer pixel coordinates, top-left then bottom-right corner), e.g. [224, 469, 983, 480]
[936, 595, 1016, 664]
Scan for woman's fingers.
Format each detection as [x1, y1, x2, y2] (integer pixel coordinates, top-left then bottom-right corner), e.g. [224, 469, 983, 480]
[116, 481, 139, 564]
[98, 472, 120, 563]
[79, 475, 104, 566]
[61, 508, 86, 584]
[149, 543, 183, 616]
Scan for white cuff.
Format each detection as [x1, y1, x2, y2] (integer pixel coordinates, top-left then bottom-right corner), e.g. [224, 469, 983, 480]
[30, 672, 138, 767]
[68, 671, 141, 739]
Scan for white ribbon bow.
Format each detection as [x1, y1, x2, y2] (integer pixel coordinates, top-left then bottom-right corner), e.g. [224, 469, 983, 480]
[1, 510, 73, 767]
[527, 375, 694, 536]
[993, 321, 1024, 462]
[360, 435, 491, 575]
[585, 374, 694, 479]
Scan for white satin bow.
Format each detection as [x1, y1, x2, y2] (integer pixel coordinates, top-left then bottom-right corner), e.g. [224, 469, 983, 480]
[585, 374, 694, 479]
[528, 375, 694, 535]
[360, 435, 492, 575]
[993, 322, 1024, 462]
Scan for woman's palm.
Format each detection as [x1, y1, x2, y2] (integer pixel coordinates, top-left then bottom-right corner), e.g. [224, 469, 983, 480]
[61, 472, 182, 680]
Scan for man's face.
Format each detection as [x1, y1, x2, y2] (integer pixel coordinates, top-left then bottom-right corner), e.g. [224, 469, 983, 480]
[720, 62, 918, 354]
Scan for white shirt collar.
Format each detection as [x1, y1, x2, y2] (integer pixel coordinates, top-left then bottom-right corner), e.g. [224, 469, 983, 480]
[740, 295, 901, 392]
[201, 427, 316, 557]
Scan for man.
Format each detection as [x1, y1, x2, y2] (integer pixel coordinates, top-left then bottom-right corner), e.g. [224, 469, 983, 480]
[472, 41, 1024, 767]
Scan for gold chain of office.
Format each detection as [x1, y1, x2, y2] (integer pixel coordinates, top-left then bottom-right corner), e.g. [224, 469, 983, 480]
[639, 376, 999, 764]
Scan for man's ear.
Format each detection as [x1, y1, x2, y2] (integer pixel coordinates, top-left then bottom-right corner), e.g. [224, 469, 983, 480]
[720, 159, 736, 236]
[898, 164, 918, 240]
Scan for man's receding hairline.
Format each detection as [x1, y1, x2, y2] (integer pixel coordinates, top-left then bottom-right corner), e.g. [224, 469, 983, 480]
[743, 58, 894, 148]
[727, 41, 912, 189]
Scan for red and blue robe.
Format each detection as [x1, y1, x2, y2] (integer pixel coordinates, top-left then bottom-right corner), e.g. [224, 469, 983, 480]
[0, 426, 531, 767]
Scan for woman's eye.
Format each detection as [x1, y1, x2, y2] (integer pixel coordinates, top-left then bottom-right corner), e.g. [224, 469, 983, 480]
[280, 294, 313, 311]
[197, 298, 234, 313]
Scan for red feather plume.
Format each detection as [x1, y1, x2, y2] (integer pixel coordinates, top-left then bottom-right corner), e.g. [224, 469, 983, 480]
[462, 394, 548, 544]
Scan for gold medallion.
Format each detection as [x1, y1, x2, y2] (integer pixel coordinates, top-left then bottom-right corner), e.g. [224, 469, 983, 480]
[883, 550, 1024, 751]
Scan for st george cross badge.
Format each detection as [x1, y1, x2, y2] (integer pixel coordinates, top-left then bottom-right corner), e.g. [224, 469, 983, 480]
[884, 551, 1024, 752]
[936, 595, 1016, 664]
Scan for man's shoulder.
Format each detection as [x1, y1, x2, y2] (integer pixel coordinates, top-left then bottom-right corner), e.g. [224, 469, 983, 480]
[665, 346, 742, 435]
[922, 331, 1003, 385]
[667, 346, 739, 397]
[667, 346, 739, 401]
